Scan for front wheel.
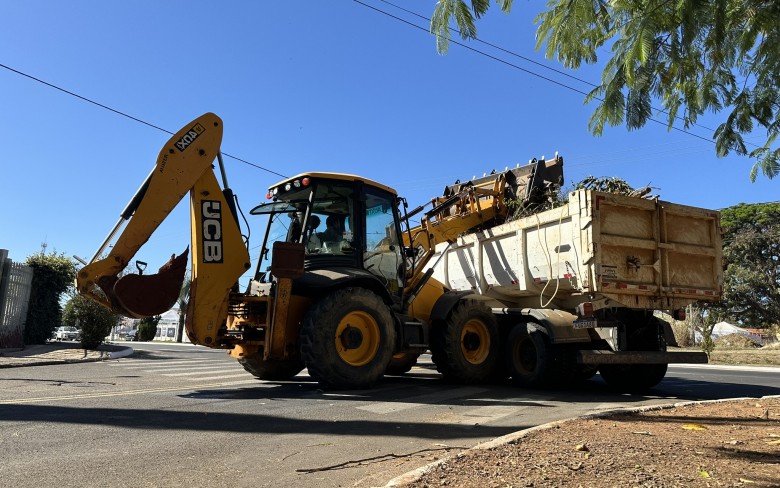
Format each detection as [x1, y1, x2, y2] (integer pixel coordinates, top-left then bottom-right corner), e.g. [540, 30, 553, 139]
[430, 299, 499, 383]
[300, 288, 395, 389]
[238, 351, 305, 381]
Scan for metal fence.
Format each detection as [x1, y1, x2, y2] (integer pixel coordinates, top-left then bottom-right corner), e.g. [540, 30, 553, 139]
[0, 249, 34, 349]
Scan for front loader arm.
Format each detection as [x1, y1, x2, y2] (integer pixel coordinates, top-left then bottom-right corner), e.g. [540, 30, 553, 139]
[76, 113, 248, 328]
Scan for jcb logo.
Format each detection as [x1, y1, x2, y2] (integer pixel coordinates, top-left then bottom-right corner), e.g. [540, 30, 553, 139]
[175, 123, 205, 152]
[201, 200, 223, 263]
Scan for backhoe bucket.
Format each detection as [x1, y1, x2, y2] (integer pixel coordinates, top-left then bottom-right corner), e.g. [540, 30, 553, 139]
[102, 249, 189, 319]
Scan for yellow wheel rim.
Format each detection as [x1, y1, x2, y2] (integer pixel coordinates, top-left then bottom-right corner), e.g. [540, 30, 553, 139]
[461, 319, 490, 365]
[335, 311, 380, 367]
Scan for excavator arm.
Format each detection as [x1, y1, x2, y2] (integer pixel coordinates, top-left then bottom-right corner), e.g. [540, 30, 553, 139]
[76, 113, 250, 345]
[401, 156, 564, 299]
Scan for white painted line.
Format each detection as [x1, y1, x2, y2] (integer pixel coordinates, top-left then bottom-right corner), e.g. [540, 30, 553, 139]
[358, 387, 489, 415]
[143, 365, 243, 373]
[442, 405, 520, 425]
[118, 360, 220, 369]
[190, 373, 256, 381]
[163, 368, 243, 377]
[670, 363, 780, 373]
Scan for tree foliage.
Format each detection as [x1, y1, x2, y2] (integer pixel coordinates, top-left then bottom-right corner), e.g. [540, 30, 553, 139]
[22, 252, 76, 345]
[720, 201, 780, 242]
[707, 201, 780, 328]
[430, 0, 780, 180]
[62, 293, 118, 350]
[137, 315, 161, 342]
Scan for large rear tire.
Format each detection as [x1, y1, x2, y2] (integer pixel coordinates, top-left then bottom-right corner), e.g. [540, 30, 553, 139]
[599, 313, 668, 392]
[300, 288, 395, 389]
[238, 351, 305, 381]
[430, 300, 499, 383]
[385, 352, 420, 376]
[505, 323, 562, 388]
[599, 363, 668, 392]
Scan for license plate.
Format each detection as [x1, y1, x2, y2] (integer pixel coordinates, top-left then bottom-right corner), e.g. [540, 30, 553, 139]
[573, 319, 597, 329]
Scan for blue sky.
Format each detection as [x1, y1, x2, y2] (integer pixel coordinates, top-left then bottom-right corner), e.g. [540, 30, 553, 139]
[2, 1, 776, 284]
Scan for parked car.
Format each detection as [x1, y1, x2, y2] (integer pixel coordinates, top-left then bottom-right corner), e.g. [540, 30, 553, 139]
[54, 326, 79, 341]
[124, 331, 137, 341]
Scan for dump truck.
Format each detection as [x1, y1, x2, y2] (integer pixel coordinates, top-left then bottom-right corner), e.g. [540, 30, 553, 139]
[424, 186, 722, 389]
[76, 113, 722, 391]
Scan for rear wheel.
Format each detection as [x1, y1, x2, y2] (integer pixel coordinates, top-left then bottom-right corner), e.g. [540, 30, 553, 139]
[505, 323, 562, 388]
[300, 288, 395, 389]
[385, 352, 420, 375]
[238, 351, 305, 381]
[599, 313, 668, 392]
[598, 363, 668, 391]
[430, 300, 499, 383]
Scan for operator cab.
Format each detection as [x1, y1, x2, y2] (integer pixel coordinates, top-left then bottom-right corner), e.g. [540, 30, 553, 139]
[250, 173, 406, 297]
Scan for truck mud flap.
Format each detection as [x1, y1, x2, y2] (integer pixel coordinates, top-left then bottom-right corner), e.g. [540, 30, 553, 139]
[577, 350, 708, 365]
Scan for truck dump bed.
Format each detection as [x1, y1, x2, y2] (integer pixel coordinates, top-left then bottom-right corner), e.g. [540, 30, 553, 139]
[430, 189, 722, 312]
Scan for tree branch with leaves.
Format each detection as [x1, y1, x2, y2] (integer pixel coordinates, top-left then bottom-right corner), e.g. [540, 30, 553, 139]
[430, 0, 780, 180]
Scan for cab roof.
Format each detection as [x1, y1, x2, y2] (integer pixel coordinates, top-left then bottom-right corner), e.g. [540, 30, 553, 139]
[271, 172, 398, 196]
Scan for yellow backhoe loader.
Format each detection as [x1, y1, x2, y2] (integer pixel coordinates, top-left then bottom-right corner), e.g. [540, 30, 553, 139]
[79, 113, 719, 392]
[76, 112, 559, 388]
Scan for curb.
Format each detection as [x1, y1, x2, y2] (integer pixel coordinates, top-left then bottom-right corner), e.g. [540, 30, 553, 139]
[382, 394, 780, 487]
[0, 346, 134, 369]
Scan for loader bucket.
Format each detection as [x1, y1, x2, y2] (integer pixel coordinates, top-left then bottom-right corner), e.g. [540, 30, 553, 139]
[106, 249, 189, 319]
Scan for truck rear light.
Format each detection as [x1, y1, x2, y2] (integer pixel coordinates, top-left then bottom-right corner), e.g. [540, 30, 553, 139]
[577, 301, 594, 317]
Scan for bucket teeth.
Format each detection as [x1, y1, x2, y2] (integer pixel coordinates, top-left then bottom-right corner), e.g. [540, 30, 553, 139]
[108, 249, 189, 318]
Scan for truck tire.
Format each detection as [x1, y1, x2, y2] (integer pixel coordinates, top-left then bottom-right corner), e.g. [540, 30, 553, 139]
[238, 351, 305, 381]
[505, 323, 562, 388]
[430, 300, 499, 383]
[599, 316, 668, 392]
[300, 288, 395, 389]
[385, 352, 420, 376]
[598, 363, 668, 392]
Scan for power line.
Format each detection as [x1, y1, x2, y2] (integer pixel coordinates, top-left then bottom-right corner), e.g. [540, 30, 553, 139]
[355, 0, 719, 146]
[0, 62, 287, 179]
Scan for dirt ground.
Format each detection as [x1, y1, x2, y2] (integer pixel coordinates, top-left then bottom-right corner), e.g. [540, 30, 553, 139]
[401, 397, 780, 487]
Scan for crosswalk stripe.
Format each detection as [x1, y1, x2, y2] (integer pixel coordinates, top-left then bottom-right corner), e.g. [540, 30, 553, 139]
[357, 386, 489, 414]
[163, 368, 243, 377]
[117, 360, 220, 369]
[189, 373, 255, 381]
[142, 365, 242, 373]
[436, 405, 519, 425]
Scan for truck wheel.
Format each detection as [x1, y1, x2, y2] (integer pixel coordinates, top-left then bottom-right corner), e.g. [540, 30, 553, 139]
[505, 323, 561, 388]
[385, 352, 420, 375]
[430, 300, 499, 383]
[598, 363, 668, 392]
[599, 316, 668, 392]
[238, 351, 305, 381]
[300, 288, 395, 389]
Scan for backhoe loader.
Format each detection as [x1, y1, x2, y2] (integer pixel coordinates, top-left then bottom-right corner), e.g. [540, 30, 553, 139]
[77, 113, 721, 391]
[76, 112, 561, 388]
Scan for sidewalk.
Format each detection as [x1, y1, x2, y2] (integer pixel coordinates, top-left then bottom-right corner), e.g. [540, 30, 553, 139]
[0, 341, 133, 368]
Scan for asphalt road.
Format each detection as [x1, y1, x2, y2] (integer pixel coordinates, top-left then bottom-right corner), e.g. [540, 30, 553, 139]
[1, 343, 779, 488]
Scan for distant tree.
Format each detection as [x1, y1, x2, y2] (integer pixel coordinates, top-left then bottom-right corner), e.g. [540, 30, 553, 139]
[720, 202, 780, 243]
[62, 294, 118, 350]
[430, 0, 780, 180]
[23, 252, 76, 344]
[700, 202, 780, 329]
[718, 224, 780, 328]
[137, 315, 161, 342]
